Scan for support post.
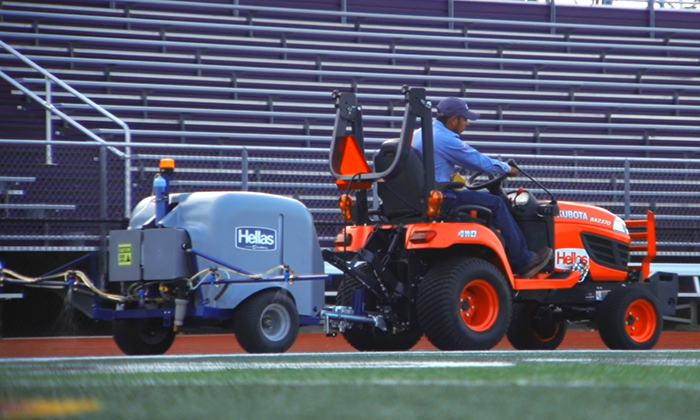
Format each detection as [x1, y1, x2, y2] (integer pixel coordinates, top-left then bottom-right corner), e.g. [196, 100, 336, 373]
[448, 0, 454, 30]
[241, 148, 249, 191]
[624, 160, 631, 219]
[648, 0, 656, 38]
[44, 78, 54, 165]
[99, 145, 108, 290]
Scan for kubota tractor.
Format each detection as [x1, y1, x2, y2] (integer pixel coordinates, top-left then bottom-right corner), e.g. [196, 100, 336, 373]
[321, 86, 678, 351]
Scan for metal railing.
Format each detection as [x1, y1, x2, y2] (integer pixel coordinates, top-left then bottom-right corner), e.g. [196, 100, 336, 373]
[1, 139, 698, 256]
[3, 31, 698, 76]
[2, 10, 700, 54]
[115, 0, 700, 34]
[9, 53, 700, 96]
[0, 40, 133, 218]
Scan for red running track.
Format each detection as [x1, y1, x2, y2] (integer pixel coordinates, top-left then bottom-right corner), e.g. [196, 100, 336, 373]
[0, 330, 698, 358]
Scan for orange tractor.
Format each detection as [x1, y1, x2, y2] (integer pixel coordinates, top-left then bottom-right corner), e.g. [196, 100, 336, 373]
[320, 86, 678, 350]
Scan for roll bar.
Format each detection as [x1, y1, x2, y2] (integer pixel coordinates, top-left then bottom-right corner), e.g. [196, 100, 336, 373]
[329, 86, 435, 193]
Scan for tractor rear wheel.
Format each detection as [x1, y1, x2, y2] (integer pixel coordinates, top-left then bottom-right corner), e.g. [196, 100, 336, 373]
[507, 303, 566, 350]
[336, 264, 423, 351]
[417, 257, 511, 350]
[233, 290, 299, 353]
[113, 318, 176, 355]
[597, 286, 662, 350]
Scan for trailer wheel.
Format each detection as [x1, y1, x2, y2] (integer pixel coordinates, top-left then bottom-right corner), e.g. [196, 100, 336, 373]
[597, 286, 662, 350]
[336, 264, 422, 351]
[417, 257, 511, 350]
[507, 303, 566, 350]
[113, 318, 176, 355]
[233, 290, 299, 353]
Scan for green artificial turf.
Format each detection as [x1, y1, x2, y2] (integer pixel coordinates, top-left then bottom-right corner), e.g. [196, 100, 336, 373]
[2, 351, 699, 420]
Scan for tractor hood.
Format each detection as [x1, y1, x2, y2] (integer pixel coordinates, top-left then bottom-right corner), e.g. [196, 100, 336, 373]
[555, 201, 630, 239]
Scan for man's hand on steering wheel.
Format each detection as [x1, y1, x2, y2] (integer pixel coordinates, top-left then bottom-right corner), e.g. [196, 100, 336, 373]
[465, 170, 508, 193]
[507, 165, 519, 177]
[465, 160, 518, 202]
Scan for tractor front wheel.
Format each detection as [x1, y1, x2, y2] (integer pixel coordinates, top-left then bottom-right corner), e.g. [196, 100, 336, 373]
[417, 257, 511, 350]
[507, 303, 566, 350]
[597, 286, 662, 350]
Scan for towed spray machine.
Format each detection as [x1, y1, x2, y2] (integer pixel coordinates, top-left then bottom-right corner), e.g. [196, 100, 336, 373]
[1, 159, 327, 354]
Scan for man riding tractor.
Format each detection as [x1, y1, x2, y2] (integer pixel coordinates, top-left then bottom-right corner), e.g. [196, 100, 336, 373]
[321, 86, 677, 351]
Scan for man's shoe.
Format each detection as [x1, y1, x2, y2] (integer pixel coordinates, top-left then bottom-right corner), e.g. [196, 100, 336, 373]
[518, 247, 553, 278]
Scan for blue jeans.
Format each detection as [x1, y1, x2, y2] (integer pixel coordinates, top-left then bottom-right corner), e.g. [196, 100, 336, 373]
[443, 189, 532, 273]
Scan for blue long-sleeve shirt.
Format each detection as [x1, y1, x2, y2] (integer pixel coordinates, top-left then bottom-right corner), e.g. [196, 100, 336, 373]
[412, 120, 510, 183]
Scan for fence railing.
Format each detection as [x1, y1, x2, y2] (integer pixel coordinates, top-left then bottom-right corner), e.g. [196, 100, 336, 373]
[117, 0, 700, 34]
[0, 40, 133, 218]
[1, 139, 699, 257]
[7, 31, 697, 76]
[3, 9, 700, 55]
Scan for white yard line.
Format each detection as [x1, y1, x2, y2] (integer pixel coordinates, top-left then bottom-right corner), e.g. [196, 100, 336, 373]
[2, 348, 700, 364]
[4, 350, 700, 392]
[7, 377, 700, 393]
[3, 349, 700, 376]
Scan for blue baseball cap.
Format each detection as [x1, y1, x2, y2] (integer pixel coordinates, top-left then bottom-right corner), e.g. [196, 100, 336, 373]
[436, 97, 480, 121]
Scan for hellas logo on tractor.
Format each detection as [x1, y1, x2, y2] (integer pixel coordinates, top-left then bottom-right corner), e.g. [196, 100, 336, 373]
[235, 227, 277, 251]
[555, 248, 590, 270]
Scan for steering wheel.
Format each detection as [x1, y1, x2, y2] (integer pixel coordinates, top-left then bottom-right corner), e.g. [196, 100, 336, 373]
[465, 161, 519, 203]
[465, 170, 509, 195]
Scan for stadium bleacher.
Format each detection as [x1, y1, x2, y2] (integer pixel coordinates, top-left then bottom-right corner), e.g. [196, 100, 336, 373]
[0, 0, 699, 267]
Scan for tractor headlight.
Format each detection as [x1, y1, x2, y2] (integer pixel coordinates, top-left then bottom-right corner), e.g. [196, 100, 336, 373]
[514, 191, 530, 206]
[613, 216, 628, 235]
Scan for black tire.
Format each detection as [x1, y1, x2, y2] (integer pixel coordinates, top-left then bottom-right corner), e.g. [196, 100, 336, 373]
[417, 257, 511, 350]
[233, 290, 299, 353]
[507, 303, 566, 350]
[336, 264, 422, 351]
[597, 286, 662, 350]
[112, 318, 176, 355]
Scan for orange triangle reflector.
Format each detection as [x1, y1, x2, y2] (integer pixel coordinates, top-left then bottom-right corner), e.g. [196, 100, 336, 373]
[332, 135, 372, 190]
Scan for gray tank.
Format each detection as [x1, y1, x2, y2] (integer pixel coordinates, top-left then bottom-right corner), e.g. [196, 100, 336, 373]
[125, 191, 326, 318]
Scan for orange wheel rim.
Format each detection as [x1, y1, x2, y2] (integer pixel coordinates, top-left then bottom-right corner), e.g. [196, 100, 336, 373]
[459, 279, 499, 332]
[625, 299, 657, 343]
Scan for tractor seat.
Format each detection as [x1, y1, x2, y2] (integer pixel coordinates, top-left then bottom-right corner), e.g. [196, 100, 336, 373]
[373, 139, 426, 220]
[373, 139, 491, 224]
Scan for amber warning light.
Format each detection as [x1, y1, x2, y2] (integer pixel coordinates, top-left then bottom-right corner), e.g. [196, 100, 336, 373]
[159, 158, 175, 170]
[426, 190, 443, 219]
[338, 194, 354, 221]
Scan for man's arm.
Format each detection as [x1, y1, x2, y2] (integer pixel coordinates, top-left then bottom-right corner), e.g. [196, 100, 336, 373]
[443, 137, 510, 175]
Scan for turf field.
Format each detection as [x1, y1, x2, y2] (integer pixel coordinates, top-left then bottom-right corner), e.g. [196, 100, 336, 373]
[2, 350, 700, 420]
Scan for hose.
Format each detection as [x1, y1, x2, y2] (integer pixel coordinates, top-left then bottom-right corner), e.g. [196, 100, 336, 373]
[0, 268, 126, 302]
[186, 264, 296, 291]
[1, 262, 298, 301]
